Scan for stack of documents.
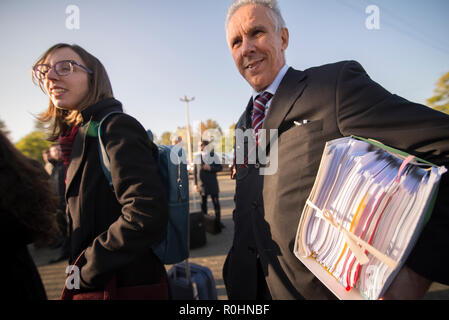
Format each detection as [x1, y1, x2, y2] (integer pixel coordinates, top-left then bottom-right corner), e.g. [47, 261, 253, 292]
[294, 136, 447, 300]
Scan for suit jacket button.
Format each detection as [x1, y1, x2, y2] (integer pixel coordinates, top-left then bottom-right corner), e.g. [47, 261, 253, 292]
[252, 201, 258, 208]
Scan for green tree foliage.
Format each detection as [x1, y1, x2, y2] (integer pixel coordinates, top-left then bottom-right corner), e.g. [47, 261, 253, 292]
[199, 119, 223, 135]
[160, 131, 173, 145]
[427, 71, 449, 114]
[15, 131, 52, 164]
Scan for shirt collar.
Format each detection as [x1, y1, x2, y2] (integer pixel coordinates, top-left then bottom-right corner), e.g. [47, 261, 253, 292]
[251, 64, 289, 101]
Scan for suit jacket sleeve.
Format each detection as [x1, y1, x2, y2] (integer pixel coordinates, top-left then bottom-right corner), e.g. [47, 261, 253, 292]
[80, 114, 168, 289]
[336, 60, 449, 284]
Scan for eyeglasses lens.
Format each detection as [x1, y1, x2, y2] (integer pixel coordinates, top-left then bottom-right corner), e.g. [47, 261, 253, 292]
[34, 61, 73, 79]
[55, 61, 72, 76]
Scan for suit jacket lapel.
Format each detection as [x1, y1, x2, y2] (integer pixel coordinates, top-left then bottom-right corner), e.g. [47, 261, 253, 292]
[65, 120, 89, 198]
[238, 98, 253, 131]
[263, 68, 308, 131]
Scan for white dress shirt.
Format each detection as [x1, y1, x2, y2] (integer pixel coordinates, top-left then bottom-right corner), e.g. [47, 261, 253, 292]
[251, 64, 289, 116]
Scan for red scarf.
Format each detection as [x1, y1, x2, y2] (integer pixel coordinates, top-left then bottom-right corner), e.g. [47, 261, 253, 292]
[58, 125, 80, 169]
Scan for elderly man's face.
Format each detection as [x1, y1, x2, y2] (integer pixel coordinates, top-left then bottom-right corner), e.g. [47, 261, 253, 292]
[226, 4, 289, 92]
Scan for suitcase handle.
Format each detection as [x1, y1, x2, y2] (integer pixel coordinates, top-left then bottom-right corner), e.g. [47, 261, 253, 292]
[185, 179, 200, 284]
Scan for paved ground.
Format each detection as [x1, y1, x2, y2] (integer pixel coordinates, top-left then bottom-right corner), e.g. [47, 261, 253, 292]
[29, 174, 449, 300]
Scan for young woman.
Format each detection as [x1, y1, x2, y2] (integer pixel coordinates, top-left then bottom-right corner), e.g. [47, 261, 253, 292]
[0, 131, 59, 300]
[33, 43, 169, 299]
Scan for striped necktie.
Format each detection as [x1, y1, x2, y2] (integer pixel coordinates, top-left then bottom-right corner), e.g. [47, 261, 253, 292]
[252, 91, 273, 134]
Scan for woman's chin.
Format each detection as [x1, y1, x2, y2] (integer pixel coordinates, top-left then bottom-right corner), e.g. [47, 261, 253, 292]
[54, 101, 75, 111]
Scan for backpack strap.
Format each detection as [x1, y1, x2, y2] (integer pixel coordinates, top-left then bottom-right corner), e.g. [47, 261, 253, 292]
[97, 111, 123, 190]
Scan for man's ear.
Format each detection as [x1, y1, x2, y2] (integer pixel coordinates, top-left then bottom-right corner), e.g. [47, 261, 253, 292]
[280, 27, 289, 51]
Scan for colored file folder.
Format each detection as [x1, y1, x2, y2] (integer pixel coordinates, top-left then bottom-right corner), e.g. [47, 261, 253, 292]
[294, 136, 447, 300]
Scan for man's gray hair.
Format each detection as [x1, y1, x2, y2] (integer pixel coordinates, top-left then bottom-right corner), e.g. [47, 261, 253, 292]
[225, 0, 286, 32]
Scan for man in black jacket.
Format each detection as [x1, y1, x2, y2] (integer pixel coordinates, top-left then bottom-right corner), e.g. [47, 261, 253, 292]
[223, 0, 449, 300]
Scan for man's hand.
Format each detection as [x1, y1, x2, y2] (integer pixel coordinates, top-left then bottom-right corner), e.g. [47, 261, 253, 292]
[202, 163, 211, 171]
[194, 184, 199, 193]
[382, 265, 431, 300]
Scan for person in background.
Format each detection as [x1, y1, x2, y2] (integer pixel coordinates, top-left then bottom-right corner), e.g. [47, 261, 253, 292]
[47, 143, 70, 263]
[193, 140, 224, 232]
[223, 0, 449, 300]
[0, 131, 60, 300]
[171, 136, 183, 146]
[42, 148, 53, 175]
[33, 43, 169, 299]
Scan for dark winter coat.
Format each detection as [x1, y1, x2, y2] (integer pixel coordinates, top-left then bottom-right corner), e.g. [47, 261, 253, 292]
[65, 98, 168, 290]
[193, 152, 222, 196]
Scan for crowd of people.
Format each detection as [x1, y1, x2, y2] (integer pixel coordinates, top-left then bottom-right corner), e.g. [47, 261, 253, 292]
[3, 0, 448, 301]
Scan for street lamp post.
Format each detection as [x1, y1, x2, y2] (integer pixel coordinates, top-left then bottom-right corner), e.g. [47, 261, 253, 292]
[180, 95, 195, 165]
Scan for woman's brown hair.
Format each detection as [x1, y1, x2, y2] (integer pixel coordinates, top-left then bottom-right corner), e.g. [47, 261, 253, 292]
[33, 43, 114, 141]
[0, 131, 60, 247]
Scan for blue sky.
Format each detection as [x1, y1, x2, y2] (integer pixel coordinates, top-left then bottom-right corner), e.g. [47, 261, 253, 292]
[1, 0, 448, 143]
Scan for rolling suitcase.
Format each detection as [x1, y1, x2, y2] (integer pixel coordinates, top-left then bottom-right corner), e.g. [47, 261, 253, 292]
[167, 260, 217, 300]
[167, 260, 198, 300]
[190, 211, 206, 249]
[204, 214, 221, 235]
[189, 187, 206, 249]
[167, 181, 215, 299]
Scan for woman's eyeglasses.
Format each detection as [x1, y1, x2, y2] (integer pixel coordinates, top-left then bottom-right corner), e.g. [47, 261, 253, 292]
[33, 60, 93, 80]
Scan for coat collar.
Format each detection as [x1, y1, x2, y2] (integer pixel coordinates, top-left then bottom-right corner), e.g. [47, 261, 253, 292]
[65, 123, 87, 197]
[80, 98, 122, 123]
[262, 67, 307, 131]
[65, 98, 123, 198]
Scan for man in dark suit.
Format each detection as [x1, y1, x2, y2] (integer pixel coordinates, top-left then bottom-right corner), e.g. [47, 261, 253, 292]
[193, 140, 224, 232]
[223, 0, 449, 300]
